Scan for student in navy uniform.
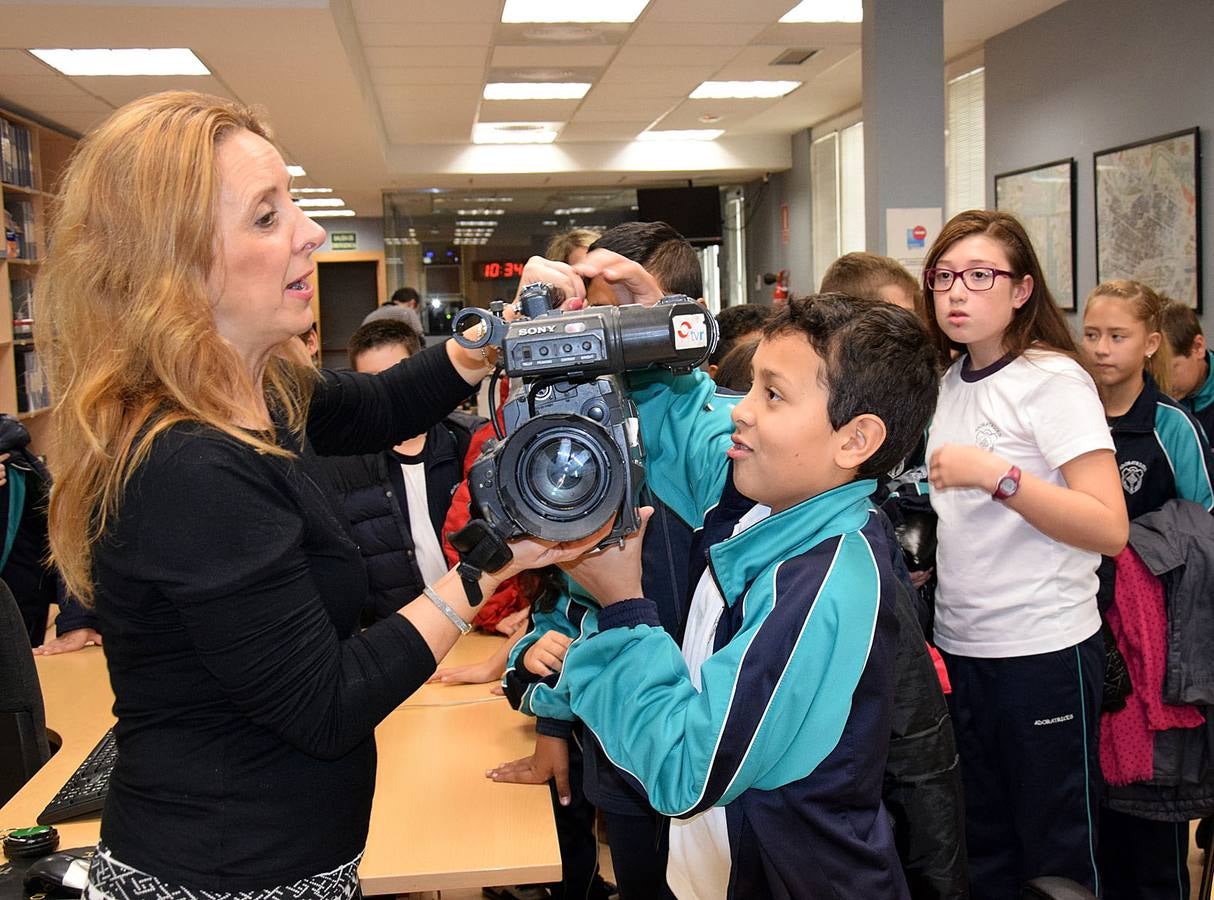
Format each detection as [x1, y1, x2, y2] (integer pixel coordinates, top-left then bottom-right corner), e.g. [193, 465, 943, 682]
[1160, 299, 1214, 439]
[921, 211, 1128, 899]
[1081, 279, 1214, 900]
[536, 294, 940, 899]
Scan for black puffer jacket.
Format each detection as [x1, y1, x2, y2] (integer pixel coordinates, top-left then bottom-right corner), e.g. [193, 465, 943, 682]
[317, 412, 482, 624]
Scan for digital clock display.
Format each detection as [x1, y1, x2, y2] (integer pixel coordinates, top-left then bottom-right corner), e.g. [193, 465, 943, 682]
[475, 260, 526, 281]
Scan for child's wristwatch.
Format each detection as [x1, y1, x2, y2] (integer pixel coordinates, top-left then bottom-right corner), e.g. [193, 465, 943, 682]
[992, 465, 1021, 501]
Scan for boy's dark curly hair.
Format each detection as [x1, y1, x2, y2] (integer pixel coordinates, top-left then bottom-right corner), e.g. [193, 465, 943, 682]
[763, 293, 939, 479]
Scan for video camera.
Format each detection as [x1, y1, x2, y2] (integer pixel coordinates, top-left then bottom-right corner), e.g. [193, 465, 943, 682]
[452, 283, 716, 547]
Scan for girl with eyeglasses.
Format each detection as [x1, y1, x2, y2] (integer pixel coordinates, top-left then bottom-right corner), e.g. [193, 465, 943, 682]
[919, 210, 1128, 899]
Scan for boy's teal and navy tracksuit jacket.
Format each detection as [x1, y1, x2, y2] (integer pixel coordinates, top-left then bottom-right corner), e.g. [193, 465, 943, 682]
[506, 368, 909, 899]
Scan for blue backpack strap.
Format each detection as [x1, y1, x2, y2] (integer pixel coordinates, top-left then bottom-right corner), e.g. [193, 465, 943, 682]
[0, 467, 26, 572]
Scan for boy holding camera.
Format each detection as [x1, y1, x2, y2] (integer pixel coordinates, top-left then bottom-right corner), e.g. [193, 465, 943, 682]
[550, 293, 939, 898]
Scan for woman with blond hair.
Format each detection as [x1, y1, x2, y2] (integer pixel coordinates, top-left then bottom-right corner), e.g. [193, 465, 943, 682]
[37, 91, 607, 899]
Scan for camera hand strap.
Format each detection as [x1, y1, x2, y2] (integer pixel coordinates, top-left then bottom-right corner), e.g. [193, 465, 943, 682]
[446, 519, 514, 607]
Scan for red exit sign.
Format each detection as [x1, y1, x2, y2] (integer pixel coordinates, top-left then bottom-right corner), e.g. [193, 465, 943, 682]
[475, 260, 526, 281]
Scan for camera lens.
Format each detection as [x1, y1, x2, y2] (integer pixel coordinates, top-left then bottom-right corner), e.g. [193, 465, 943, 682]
[496, 414, 626, 542]
[526, 435, 601, 510]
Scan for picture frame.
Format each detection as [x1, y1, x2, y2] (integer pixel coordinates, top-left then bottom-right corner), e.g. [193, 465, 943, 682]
[1094, 127, 1201, 310]
[995, 158, 1077, 310]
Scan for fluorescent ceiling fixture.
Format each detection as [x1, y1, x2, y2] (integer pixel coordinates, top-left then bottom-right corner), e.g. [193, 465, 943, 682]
[501, 0, 649, 23]
[290, 187, 333, 194]
[484, 82, 591, 100]
[458, 220, 499, 226]
[456, 209, 505, 216]
[473, 122, 560, 144]
[294, 198, 346, 208]
[29, 47, 209, 76]
[286, 165, 307, 177]
[306, 209, 356, 218]
[779, 0, 863, 23]
[690, 80, 801, 99]
[553, 207, 595, 215]
[637, 129, 724, 141]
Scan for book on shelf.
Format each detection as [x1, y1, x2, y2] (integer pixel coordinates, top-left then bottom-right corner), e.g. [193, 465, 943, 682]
[0, 117, 34, 188]
[11, 277, 34, 338]
[3, 198, 35, 259]
[0, 118, 12, 185]
[14, 345, 49, 413]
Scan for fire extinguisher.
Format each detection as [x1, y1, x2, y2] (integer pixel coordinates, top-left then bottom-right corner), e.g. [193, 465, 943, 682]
[763, 270, 790, 303]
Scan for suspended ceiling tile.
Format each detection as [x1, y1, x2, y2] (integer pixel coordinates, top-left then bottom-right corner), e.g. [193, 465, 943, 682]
[375, 83, 482, 104]
[364, 45, 489, 68]
[646, 0, 803, 24]
[558, 121, 652, 142]
[353, 0, 501, 24]
[371, 66, 486, 86]
[596, 65, 715, 88]
[627, 20, 766, 46]
[750, 22, 862, 46]
[356, 22, 495, 47]
[477, 98, 581, 122]
[490, 45, 616, 68]
[0, 49, 57, 77]
[611, 43, 739, 68]
[74, 75, 233, 108]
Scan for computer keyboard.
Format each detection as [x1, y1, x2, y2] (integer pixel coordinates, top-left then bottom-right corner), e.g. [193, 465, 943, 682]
[37, 727, 116, 825]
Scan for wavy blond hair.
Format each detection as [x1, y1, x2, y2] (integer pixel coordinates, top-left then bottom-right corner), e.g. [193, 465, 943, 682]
[1085, 278, 1174, 396]
[35, 91, 317, 604]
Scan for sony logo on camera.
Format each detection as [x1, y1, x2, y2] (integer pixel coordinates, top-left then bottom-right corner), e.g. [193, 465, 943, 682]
[453, 284, 718, 548]
[515, 324, 559, 336]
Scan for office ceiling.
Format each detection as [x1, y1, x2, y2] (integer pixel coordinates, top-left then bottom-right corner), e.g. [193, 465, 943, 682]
[0, 0, 1066, 216]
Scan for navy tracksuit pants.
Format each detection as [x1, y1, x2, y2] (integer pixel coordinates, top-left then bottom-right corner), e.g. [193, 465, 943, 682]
[941, 629, 1104, 900]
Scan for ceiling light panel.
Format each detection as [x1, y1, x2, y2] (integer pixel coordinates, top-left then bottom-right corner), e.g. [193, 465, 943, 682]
[689, 81, 801, 99]
[307, 210, 356, 218]
[779, 0, 863, 23]
[456, 209, 506, 216]
[294, 198, 346, 208]
[484, 82, 591, 100]
[29, 48, 209, 76]
[290, 187, 334, 194]
[287, 165, 307, 177]
[501, 0, 650, 24]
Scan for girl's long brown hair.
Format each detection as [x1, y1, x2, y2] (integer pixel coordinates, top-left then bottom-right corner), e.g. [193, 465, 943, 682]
[36, 91, 316, 604]
[916, 209, 1081, 370]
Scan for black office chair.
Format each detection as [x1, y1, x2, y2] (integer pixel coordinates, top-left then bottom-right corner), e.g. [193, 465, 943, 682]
[0, 576, 51, 806]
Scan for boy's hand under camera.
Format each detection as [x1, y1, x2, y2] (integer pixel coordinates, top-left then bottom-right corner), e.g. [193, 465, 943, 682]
[559, 506, 653, 606]
[486, 733, 572, 806]
[929, 444, 1008, 493]
[523, 631, 573, 676]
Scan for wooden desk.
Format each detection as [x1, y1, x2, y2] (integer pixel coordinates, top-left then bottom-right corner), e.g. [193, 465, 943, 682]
[0, 633, 560, 893]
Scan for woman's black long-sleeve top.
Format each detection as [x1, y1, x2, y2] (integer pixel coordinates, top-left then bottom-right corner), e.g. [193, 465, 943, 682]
[91, 343, 475, 891]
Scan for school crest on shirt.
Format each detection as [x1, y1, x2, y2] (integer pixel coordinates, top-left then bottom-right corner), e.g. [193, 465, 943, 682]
[974, 421, 1002, 451]
[1119, 460, 1147, 495]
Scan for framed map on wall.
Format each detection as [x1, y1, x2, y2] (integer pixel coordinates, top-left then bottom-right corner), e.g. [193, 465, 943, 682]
[995, 158, 1077, 309]
[1095, 128, 1201, 310]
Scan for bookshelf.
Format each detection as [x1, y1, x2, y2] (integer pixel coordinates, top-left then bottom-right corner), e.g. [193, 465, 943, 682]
[1, 107, 75, 452]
